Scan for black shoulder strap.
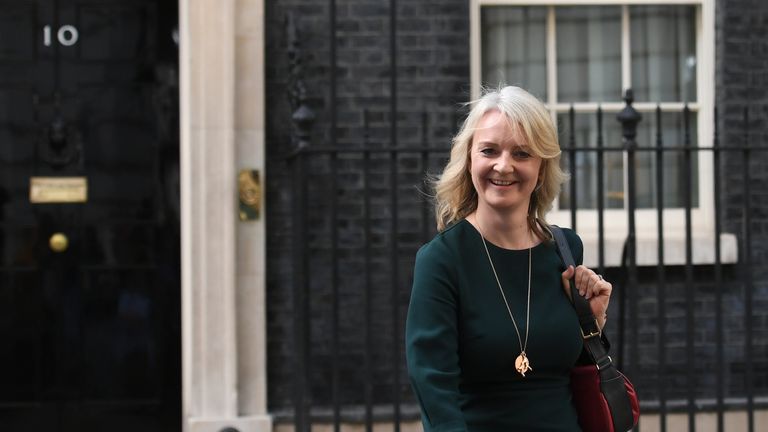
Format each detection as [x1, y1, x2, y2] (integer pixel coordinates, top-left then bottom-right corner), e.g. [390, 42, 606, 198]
[550, 225, 636, 431]
[549, 225, 600, 339]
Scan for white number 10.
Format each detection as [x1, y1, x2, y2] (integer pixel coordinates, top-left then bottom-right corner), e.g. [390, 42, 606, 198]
[43, 25, 79, 47]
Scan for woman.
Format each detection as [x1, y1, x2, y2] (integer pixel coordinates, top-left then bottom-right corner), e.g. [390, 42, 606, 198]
[405, 86, 612, 431]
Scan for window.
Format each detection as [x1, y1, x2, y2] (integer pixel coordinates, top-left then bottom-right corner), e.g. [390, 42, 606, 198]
[470, 0, 736, 266]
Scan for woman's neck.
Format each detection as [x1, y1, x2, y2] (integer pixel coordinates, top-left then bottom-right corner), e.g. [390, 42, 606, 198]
[469, 206, 538, 250]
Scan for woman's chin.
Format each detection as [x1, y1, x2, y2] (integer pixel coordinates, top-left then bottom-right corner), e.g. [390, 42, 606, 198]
[479, 199, 529, 213]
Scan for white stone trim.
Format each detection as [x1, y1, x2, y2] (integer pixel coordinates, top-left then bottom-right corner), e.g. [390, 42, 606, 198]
[234, 0, 268, 419]
[579, 232, 738, 268]
[190, 417, 272, 432]
[181, 0, 238, 419]
[180, 0, 271, 430]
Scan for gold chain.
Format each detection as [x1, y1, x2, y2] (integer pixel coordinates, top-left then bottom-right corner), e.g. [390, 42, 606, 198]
[478, 228, 533, 377]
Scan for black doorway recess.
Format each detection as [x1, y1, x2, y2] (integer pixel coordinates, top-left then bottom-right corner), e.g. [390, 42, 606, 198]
[0, 0, 180, 431]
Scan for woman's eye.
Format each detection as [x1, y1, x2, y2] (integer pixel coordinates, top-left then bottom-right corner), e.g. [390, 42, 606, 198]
[513, 150, 531, 159]
[480, 148, 495, 155]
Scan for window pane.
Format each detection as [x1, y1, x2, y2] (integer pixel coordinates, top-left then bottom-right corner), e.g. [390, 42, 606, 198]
[631, 6, 697, 103]
[556, 7, 622, 103]
[558, 111, 624, 210]
[481, 6, 547, 99]
[635, 111, 699, 208]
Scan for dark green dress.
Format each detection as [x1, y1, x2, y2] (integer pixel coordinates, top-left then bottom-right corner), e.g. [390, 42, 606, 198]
[406, 219, 584, 432]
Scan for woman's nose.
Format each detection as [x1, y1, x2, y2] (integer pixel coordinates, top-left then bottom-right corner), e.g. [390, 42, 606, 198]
[494, 153, 514, 173]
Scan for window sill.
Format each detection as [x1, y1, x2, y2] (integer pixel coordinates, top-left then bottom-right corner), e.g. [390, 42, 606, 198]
[580, 232, 738, 268]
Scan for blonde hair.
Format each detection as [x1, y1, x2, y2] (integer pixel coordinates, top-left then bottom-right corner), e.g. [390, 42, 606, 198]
[433, 86, 568, 239]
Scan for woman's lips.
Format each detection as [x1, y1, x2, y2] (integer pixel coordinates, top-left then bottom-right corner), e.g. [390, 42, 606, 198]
[489, 179, 516, 186]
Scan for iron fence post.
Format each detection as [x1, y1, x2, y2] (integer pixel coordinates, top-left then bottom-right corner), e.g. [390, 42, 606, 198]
[287, 12, 314, 432]
[616, 90, 641, 382]
[742, 107, 755, 432]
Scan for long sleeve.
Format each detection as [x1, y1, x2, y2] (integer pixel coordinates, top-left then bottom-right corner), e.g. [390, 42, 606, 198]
[405, 241, 468, 432]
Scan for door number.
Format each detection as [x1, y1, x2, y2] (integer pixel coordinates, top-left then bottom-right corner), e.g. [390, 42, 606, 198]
[43, 25, 79, 47]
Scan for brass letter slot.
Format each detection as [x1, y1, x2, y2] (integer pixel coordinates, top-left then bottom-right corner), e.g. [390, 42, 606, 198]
[238, 169, 261, 221]
[30, 176, 88, 203]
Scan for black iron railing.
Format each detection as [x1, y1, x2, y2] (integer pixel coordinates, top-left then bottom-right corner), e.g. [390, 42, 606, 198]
[280, 94, 768, 432]
[278, 5, 768, 432]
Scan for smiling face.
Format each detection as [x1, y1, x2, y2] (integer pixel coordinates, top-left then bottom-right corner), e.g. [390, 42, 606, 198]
[469, 110, 543, 215]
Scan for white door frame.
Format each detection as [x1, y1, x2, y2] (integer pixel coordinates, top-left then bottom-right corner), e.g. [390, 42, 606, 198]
[179, 0, 270, 431]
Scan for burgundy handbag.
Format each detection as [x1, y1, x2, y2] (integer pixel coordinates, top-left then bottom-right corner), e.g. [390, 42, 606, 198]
[550, 226, 640, 432]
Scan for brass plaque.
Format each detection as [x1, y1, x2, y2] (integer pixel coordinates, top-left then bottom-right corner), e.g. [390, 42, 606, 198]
[30, 177, 88, 203]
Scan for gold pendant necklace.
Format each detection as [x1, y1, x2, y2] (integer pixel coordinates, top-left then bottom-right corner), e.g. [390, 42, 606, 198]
[479, 229, 533, 377]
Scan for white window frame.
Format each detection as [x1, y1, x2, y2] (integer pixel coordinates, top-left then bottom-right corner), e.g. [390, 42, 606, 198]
[470, 0, 737, 267]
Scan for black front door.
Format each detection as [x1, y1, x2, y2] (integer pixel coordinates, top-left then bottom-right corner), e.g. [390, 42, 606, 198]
[0, 1, 180, 430]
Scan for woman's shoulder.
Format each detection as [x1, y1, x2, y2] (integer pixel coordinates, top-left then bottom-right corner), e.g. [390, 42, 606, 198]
[546, 224, 584, 263]
[416, 219, 473, 263]
[545, 223, 580, 239]
[558, 226, 582, 245]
